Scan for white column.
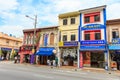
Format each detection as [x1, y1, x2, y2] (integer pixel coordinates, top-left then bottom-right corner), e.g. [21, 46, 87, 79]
[77, 42, 80, 68]
[57, 30, 61, 67]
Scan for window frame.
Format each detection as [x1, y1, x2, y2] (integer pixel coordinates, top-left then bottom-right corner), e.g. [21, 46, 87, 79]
[71, 34, 76, 41]
[63, 35, 67, 41]
[71, 18, 75, 24]
[95, 32, 101, 40]
[84, 33, 90, 40]
[94, 15, 100, 22]
[112, 29, 119, 38]
[63, 19, 67, 25]
[84, 16, 90, 23]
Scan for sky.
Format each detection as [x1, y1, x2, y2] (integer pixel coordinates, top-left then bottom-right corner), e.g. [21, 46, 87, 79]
[0, 0, 120, 37]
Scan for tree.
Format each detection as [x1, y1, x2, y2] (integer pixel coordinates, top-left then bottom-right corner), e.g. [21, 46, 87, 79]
[0, 50, 3, 57]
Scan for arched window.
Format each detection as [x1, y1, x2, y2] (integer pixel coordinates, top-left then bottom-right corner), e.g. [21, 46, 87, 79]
[50, 33, 54, 45]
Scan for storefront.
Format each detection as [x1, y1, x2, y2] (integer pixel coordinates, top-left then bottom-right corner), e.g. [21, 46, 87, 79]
[0, 47, 12, 60]
[78, 5, 108, 69]
[59, 41, 78, 67]
[80, 40, 106, 68]
[36, 47, 56, 65]
[109, 38, 120, 70]
[19, 46, 33, 63]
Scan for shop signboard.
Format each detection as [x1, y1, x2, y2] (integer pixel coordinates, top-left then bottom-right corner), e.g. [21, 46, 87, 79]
[115, 50, 120, 54]
[81, 24, 105, 30]
[1, 47, 12, 51]
[112, 38, 120, 44]
[81, 40, 105, 45]
[80, 45, 105, 50]
[64, 41, 78, 46]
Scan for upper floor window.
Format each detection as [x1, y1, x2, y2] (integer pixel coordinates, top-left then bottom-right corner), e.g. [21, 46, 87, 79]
[71, 18, 75, 24]
[50, 33, 54, 45]
[84, 16, 90, 23]
[84, 12, 100, 23]
[63, 19, 67, 25]
[85, 33, 90, 40]
[95, 32, 101, 40]
[6, 40, 9, 44]
[71, 34, 76, 41]
[84, 30, 101, 40]
[63, 35, 67, 41]
[16, 42, 18, 45]
[112, 29, 119, 38]
[94, 15, 100, 22]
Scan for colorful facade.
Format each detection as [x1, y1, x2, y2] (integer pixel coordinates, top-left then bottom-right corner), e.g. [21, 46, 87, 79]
[107, 19, 120, 70]
[36, 26, 59, 65]
[79, 5, 108, 69]
[19, 5, 120, 70]
[0, 32, 22, 60]
[58, 11, 80, 67]
[19, 26, 59, 65]
[19, 28, 40, 63]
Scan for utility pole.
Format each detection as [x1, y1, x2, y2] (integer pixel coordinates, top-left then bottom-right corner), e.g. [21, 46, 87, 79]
[26, 15, 37, 64]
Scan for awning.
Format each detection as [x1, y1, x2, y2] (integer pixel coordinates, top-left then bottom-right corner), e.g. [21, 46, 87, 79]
[109, 44, 120, 50]
[36, 47, 55, 56]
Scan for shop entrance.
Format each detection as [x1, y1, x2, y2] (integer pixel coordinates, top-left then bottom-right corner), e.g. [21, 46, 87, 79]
[110, 51, 120, 70]
[24, 54, 30, 63]
[38, 56, 48, 65]
[91, 51, 104, 68]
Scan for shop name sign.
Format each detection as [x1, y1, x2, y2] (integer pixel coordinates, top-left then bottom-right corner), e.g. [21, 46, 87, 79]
[80, 45, 105, 50]
[81, 24, 105, 30]
[64, 41, 78, 46]
[81, 40, 105, 45]
[112, 38, 120, 44]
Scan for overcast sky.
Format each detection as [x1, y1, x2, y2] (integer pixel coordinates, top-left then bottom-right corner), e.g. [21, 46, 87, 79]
[0, 0, 120, 37]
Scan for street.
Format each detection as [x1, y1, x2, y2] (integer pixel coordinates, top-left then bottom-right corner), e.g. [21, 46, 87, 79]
[0, 61, 119, 80]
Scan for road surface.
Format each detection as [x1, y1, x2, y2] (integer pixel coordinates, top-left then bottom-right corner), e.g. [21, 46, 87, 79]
[0, 61, 119, 80]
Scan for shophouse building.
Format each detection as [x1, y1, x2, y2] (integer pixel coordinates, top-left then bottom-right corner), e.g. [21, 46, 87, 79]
[78, 5, 108, 69]
[19, 26, 59, 65]
[107, 19, 120, 70]
[36, 26, 59, 65]
[58, 11, 80, 67]
[19, 28, 40, 63]
[0, 32, 22, 60]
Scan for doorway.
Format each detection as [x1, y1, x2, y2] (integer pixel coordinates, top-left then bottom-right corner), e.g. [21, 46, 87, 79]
[91, 51, 104, 68]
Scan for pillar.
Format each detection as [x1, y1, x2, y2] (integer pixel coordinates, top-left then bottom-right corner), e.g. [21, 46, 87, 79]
[80, 52, 83, 68]
[20, 54, 24, 63]
[104, 50, 109, 70]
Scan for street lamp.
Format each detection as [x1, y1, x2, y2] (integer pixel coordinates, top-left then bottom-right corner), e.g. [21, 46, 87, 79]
[26, 15, 37, 64]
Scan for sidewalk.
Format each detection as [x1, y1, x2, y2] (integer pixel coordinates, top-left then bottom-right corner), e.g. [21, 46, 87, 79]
[25, 63, 120, 75]
[4, 61, 120, 76]
[36, 64, 120, 76]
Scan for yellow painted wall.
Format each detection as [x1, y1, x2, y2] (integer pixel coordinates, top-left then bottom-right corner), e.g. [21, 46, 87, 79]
[59, 12, 80, 42]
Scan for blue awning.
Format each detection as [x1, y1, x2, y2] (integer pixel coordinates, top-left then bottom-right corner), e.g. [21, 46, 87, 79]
[36, 47, 55, 56]
[109, 44, 120, 50]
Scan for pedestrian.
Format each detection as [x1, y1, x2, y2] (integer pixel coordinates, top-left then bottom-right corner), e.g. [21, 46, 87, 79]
[55, 57, 58, 67]
[1, 56, 4, 61]
[14, 56, 17, 63]
[47, 59, 50, 66]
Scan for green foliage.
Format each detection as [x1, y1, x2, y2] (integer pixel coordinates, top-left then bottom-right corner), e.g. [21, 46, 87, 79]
[0, 50, 3, 56]
[10, 50, 17, 60]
